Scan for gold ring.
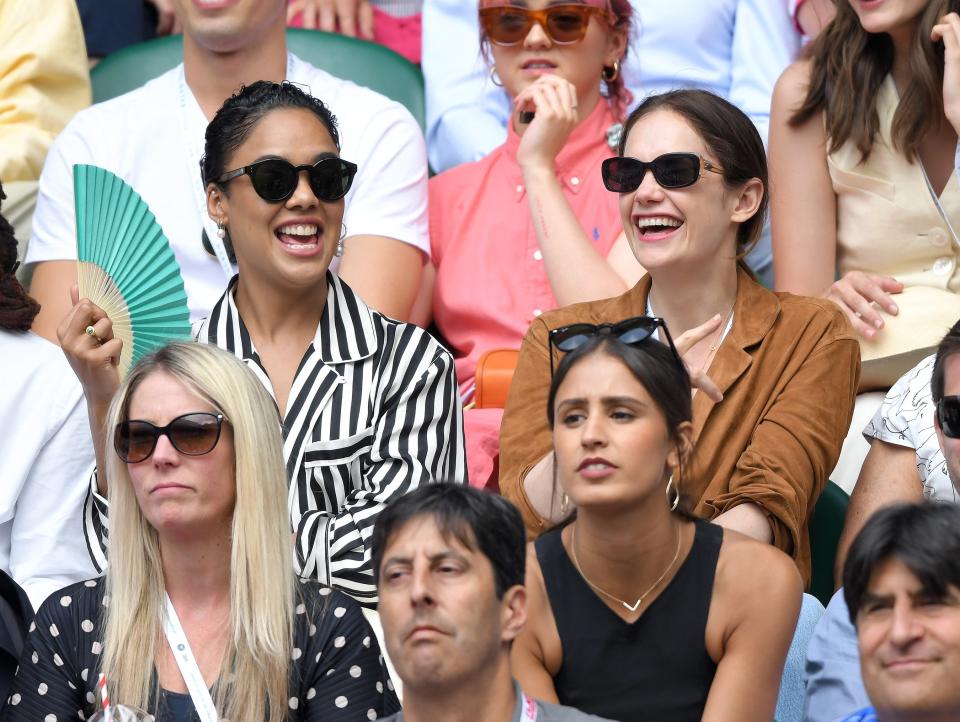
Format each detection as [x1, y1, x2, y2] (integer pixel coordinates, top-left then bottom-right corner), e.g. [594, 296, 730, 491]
[85, 325, 105, 345]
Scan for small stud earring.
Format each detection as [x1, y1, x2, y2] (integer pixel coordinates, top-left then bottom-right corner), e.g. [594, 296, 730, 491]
[335, 222, 346, 257]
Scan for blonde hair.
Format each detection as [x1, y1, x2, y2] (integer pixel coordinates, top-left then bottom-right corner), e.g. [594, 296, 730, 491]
[101, 342, 294, 722]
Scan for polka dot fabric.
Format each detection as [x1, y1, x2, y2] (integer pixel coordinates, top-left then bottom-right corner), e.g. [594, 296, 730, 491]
[2, 578, 400, 721]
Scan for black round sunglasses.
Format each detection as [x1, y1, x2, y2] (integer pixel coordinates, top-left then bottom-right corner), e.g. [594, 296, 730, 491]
[215, 157, 358, 203]
[937, 396, 960, 439]
[548, 316, 683, 376]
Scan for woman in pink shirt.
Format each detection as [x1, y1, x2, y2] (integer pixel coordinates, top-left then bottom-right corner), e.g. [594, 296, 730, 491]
[417, 0, 644, 489]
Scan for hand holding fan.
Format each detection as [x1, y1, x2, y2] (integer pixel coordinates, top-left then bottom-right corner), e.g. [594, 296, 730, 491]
[74, 164, 192, 377]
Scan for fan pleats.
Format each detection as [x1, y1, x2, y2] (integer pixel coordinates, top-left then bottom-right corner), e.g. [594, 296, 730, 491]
[74, 164, 192, 377]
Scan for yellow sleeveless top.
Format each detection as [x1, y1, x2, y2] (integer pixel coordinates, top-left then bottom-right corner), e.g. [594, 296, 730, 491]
[828, 75, 960, 384]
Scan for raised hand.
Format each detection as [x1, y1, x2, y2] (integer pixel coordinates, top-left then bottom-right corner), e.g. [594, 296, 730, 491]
[515, 75, 580, 172]
[672, 314, 724, 403]
[57, 285, 122, 406]
[933, 12, 960, 136]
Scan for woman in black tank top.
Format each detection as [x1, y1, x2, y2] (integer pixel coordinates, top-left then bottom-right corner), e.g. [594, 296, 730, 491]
[510, 331, 803, 722]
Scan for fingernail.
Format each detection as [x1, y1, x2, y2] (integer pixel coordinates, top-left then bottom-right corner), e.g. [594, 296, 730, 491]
[890, 304, 898, 314]
[874, 319, 883, 329]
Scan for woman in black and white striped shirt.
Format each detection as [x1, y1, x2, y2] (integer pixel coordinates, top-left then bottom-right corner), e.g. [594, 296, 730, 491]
[61, 81, 465, 606]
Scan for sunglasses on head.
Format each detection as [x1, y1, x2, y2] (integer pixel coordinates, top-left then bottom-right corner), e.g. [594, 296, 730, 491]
[548, 316, 682, 376]
[601, 153, 724, 193]
[480, 4, 611, 46]
[937, 396, 960, 439]
[114, 412, 225, 464]
[215, 157, 358, 203]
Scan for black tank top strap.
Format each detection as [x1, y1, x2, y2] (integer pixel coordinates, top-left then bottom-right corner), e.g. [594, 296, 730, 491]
[534, 518, 722, 722]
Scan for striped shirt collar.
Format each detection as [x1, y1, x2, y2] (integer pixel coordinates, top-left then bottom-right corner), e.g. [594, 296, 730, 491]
[201, 272, 380, 364]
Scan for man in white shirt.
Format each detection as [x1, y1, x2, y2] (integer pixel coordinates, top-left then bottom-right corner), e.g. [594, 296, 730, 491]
[27, 0, 428, 338]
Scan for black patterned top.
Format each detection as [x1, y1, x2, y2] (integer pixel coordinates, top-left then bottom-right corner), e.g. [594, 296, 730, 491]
[1, 577, 400, 721]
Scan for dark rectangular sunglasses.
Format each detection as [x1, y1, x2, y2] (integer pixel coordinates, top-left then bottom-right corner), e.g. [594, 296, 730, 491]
[547, 316, 682, 376]
[216, 157, 358, 203]
[601, 153, 724, 193]
[114, 412, 225, 464]
[937, 396, 960, 439]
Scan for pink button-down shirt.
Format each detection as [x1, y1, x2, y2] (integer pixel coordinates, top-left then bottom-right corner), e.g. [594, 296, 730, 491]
[430, 100, 624, 394]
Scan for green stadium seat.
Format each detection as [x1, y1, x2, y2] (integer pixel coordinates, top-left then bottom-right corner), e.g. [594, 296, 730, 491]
[90, 29, 425, 131]
[809, 480, 849, 606]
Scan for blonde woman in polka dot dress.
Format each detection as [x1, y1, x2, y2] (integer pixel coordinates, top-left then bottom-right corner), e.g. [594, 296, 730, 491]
[1, 343, 399, 722]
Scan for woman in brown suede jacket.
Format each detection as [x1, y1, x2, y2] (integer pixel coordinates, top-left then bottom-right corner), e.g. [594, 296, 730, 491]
[499, 90, 859, 582]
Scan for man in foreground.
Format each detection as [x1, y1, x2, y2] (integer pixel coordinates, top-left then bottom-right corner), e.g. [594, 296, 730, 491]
[805, 321, 960, 721]
[840, 502, 960, 722]
[372, 484, 610, 722]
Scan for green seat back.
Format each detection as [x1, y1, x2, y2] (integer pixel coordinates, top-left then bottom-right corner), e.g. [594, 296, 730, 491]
[809, 480, 849, 606]
[90, 29, 425, 131]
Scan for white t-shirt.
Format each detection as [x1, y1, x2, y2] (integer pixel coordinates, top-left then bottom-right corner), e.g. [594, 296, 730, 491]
[0, 330, 97, 609]
[862, 355, 956, 502]
[26, 53, 429, 320]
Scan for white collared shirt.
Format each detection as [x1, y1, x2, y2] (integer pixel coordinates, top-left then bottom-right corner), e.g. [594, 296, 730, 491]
[0, 331, 96, 609]
[26, 53, 429, 321]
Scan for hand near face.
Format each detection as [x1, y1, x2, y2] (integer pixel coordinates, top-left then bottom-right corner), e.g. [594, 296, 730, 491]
[288, 0, 375, 39]
[933, 13, 960, 136]
[672, 315, 724, 403]
[825, 270, 904, 339]
[515, 75, 581, 173]
[56, 285, 122, 406]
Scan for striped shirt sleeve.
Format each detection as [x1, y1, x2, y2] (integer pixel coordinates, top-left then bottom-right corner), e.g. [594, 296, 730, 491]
[81, 469, 108, 574]
[296, 332, 466, 602]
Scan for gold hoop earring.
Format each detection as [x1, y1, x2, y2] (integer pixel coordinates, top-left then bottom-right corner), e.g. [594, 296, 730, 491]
[665, 474, 680, 512]
[602, 60, 620, 83]
[489, 66, 503, 88]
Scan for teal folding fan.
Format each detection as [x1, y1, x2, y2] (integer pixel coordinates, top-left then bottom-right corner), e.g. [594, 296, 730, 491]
[74, 164, 191, 377]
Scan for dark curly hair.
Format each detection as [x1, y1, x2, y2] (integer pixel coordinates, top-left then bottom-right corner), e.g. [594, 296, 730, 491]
[0, 180, 40, 331]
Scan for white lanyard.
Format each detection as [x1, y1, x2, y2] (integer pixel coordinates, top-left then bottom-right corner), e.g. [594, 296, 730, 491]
[176, 57, 295, 282]
[518, 690, 539, 722]
[162, 593, 218, 722]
